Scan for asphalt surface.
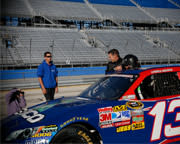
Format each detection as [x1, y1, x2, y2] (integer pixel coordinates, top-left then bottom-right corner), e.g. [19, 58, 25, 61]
[0, 84, 90, 120]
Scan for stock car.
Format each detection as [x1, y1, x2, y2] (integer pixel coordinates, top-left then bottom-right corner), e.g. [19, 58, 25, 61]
[1, 65, 180, 144]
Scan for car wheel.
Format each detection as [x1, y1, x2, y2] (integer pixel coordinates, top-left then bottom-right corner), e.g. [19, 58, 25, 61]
[51, 124, 100, 144]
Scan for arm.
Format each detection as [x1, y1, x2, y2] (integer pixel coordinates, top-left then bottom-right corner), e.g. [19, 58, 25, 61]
[114, 65, 122, 71]
[19, 94, 26, 108]
[38, 77, 47, 94]
[55, 67, 58, 93]
[37, 64, 46, 94]
[55, 77, 58, 93]
[105, 63, 110, 74]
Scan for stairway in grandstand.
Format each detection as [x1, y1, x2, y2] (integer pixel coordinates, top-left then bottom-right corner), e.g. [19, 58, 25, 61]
[129, 0, 158, 23]
[168, 0, 180, 8]
[147, 31, 180, 55]
[132, 0, 180, 24]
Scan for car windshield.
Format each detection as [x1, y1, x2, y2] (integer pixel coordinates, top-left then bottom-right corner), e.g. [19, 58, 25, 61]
[79, 75, 136, 100]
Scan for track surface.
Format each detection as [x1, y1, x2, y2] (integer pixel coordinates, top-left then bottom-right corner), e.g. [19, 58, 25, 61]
[0, 84, 90, 120]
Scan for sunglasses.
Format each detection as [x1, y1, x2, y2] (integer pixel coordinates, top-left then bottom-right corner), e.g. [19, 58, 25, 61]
[46, 56, 52, 58]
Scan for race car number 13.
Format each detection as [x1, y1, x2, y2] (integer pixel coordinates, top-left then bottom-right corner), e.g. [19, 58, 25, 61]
[148, 99, 180, 142]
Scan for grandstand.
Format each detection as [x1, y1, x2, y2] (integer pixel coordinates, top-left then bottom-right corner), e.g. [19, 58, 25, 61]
[133, 0, 180, 24]
[86, 29, 180, 62]
[148, 31, 180, 55]
[1, 26, 107, 67]
[1, 0, 180, 69]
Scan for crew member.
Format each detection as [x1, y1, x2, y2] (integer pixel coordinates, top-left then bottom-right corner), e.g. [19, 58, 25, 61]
[105, 49, 123, 74]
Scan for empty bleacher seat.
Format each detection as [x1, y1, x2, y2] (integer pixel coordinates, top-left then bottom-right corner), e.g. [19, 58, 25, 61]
[2, 0, 32, 17]
[86, 29, 180, 61]
[29, 0, 99, 20]
[88, 0, 135, 6]
[0, 26, 107, 66]
[134, 0, 179, 9]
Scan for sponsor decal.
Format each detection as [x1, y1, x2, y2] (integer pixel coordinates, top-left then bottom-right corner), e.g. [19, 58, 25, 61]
[60, 117, 88, 128]
[112, 110, 131, 122]
[126, 101, 144, 109]
[98, 106, 131, 128]
[98, 104, 145, 132]
[32, 132, 52, 138]
[101, 123, 114, 128]
[112, 105, 127, 112]
[151, 69, 173, 74]
[98, 107, 112, 113]
[131, 110, 144, 123]
[114, 120, 131, 127]
[131, 109, 144, 116]
[132, 122, 145, 130]
[132, 115, 144, 123]
[116, 125, 131, 133]
[25, 139, 49, 144]
[98, 107, 113, 128]
[122, 95, 136, 100]
[78, 131, 93, 144]
[5, 125, 57, 141]
[116, 122, 145, 132]
[116, 122, 145, 133]
[41, 125, 58, 133]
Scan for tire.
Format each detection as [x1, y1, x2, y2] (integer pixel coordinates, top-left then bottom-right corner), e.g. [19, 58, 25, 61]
[50, 124, 100, 144]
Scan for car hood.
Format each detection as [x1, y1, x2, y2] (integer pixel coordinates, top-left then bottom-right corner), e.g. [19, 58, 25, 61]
[1, 96, 100, 140]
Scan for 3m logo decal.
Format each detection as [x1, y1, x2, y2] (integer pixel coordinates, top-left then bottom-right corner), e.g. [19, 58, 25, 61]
[98, 107, 113, 128]
[99, 113, 112, 122]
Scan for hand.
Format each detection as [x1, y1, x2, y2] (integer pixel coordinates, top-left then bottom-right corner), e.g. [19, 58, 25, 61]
[55, 87, 58, 93]
[19, 91, 24, 97]
[114, 66, 122, 71]
[42, 88, 47, 94]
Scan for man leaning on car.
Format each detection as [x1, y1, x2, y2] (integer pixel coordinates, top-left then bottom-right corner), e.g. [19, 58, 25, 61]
[105, 49, 123, 74]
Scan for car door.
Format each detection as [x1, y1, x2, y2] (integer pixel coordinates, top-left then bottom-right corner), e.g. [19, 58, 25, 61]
[134, 71, 180, 143]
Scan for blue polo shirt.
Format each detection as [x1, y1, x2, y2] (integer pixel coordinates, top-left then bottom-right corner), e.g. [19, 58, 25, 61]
[37, 60, 58, 88]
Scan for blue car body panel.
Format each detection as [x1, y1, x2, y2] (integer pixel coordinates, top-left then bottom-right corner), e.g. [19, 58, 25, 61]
[1, 66, 180, 143]
[2, 96, 180, 143]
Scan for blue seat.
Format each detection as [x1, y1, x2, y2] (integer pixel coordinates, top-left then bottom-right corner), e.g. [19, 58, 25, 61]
[87, 0, 135, 6]
[133, 0, 179, 9]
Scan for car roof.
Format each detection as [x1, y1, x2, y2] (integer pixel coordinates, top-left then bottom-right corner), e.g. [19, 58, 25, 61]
[112, 65, 180, 75]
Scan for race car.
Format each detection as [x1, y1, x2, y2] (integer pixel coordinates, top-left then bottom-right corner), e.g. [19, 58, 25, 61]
[1, 65, 180, 144]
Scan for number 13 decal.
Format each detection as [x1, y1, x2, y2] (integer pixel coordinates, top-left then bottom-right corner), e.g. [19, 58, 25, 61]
[148, 99, 180, 142]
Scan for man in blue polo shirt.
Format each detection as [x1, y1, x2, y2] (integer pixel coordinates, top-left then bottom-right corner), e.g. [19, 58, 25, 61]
[37, 52, 58, 101]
